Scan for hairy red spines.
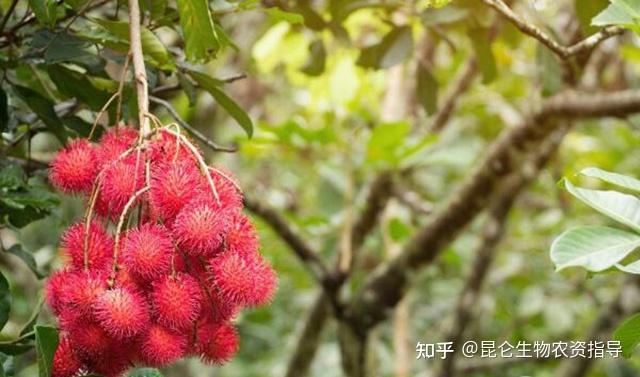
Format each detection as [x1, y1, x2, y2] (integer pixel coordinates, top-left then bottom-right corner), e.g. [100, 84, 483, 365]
[149, 161, 204, 223]
[60, 221, 112, 271]
[209, 252, 277, 307]
[49, 139, 98, 194]
[52, 335, 83, 377]
[121, 224, 173, 281]
[173, 201, 232, 256]
[196, 322, 239, 364]
[151, 273, 202, 330]
[47, 128, 277, 372]
[94, 287, 150, 339]
[140, 324, 188, 366]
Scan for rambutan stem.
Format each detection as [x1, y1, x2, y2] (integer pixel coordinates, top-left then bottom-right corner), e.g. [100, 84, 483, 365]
[128, 0, 150, 136]
[111, 185, 150, 283]
[163, 128, 221, 205]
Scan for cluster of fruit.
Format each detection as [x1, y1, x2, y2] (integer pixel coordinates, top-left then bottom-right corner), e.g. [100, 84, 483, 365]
[45, 127, 276, 377]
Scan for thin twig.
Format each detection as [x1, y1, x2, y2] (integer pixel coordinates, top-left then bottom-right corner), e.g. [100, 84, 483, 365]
[482, 0, 623, 59]
[0, 0, 19, 33]
[149, 96, 237, 152]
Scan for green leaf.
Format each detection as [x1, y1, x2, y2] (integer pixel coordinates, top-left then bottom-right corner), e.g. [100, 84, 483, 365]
[12, 85, 67, 143]
[389, 218, 411, 242]
[357, 26, 413, 69]
[550, 226, 640, 271]
[20, 295, 44, 336]
[575, 0, 609, 35]
[616, 259, 640, 274]
[90, 19, 174, 69]
[265, 7, 304, 24]
[416, 63, 438, 115]
[177, 72, 197, 107]
[64, 0, 89, 10]
[5, 245, 45, 279]
[175, 0, 220, 62]
[141, 0, 167, 21]
[188, 70, 254, 137]
[580, 167, 640, 193]
[563, 179, 640, 233]
[28, 0, 58, 27]
[0, 272, 10, 332]
[31, 31, 105, 75]
[0, 164, 25, 190]
[0, 89, 8, 133]
[0, 343, 33, 356]
[35, 326, 58, 377]
[300, 39, 326, 76]
[47, 65, 111, 111]
[592, 0, 640, 33]
[469, 27, 497, 84]
[128, 368, 164, 377]
[614, 313, 640, 357]
[366, 121, 411, 165]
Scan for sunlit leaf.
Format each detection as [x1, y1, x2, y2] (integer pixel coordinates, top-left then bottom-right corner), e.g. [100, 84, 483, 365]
[580, 167, 640, 193]
[550, 226, 640, 271]
[563, 179, 640, 233]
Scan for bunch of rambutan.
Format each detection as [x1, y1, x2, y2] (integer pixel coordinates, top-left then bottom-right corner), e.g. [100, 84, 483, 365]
[45, 126, 277, 377]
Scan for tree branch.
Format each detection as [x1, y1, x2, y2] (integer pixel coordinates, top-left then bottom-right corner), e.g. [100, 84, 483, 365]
[428, 58, 477, 133]
[347, 88, 640, 333]
[438, 126, 568, 377]
[128, 0, 150, 135]
[481, 0, 623, 59]
[243, 196, 332, 290]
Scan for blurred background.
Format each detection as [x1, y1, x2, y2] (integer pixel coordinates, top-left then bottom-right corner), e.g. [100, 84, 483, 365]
[3, 0, 640, 376]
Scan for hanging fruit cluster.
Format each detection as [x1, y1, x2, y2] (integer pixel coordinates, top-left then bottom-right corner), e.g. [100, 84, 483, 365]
[45, 126, 277, 377]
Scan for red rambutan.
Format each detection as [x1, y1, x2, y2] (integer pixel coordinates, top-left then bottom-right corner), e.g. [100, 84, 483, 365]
[147, 130, 195, 164]
[67, 320, 113, 359]
[149, 161, 205, 223]
[94, 287, 150, 339]
[99, 156, 145, 218]
[151, 273, 202, 330]
[207, 167, 243, 211]
[209, 252, 277, 307]
[84, 346, 131, 377]
[45, 270, 74, 315]
[52, 335, 83, 377]
[199, 289, 239, 324]
[49, 139, 98, 195]
[195, 322, 239, 364]
[226, 213, 259, 257]
[172, 201, 232, 256]
[96, 127, 138, 167]
[61, 271, 108, 315]
[120, 224, 173, 281]
[140, 324, 187, 366]
[60, 221, 113, 271]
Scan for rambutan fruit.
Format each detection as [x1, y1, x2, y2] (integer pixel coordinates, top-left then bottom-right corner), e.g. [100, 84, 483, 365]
[61, 271, 108, 315]
[67, 320, 113, 359]
[60, 221, 112, 271]
[147, 130, 195, 164]
[49, 139, 98, 195]
[209, 252, 277, 306]
[150, 273, 202, 330]
[52, 335, 83, 377]
[195, 322, 239, 364]
[200, 289, 239, 324]
[96, 127, 138, 167]
[84, 346, 131, 377]
[207, 167, 243, 212]
[172, 201, 232, 256]
[45, 270, 74, 315]
[226, 213, 259, 257]
[120, 224, 173, 281]
[140, 324, 188, 366]
[148, 161, 205, 223]
[94, 287, 150, 339]
[99, 156, 145, 218]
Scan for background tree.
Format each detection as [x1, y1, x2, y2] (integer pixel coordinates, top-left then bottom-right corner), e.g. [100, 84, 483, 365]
[2, 0, 640, 376]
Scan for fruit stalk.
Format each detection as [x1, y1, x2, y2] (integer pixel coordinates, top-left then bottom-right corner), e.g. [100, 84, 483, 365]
[128, 0, 150, 136]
